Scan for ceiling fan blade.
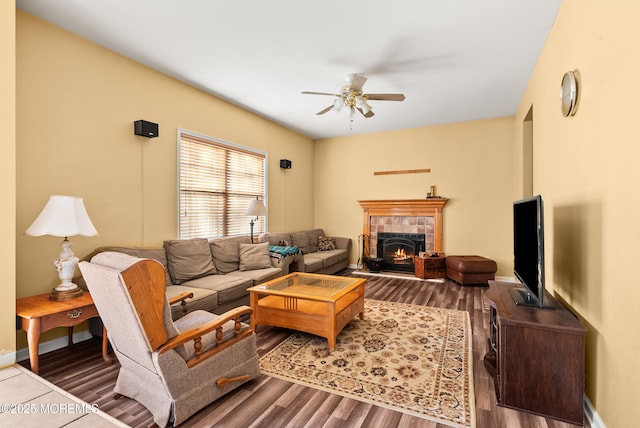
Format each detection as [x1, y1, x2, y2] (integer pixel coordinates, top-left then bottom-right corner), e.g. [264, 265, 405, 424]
[302, 91, 339, 96]
[357, 107, 375, 118]
[365, 93, 406, 101]
[348, 74, 368, 92]
[316, 105, 334, 115]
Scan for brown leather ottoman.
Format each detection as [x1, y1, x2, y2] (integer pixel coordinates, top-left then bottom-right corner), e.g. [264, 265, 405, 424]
[446, 255, 497, 285]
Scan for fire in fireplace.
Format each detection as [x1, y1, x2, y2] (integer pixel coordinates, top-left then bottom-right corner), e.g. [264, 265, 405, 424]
[377, 232, 426, 272]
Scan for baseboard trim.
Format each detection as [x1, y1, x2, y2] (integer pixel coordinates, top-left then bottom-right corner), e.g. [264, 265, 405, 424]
[15, 330, 93, 362]
[0, 351, 16, 368]
[584, 394, 606, 428]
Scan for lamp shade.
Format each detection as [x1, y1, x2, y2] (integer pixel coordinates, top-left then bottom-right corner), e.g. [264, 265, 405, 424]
[25, 195, 98, 237]
[245, 199, 267, 217]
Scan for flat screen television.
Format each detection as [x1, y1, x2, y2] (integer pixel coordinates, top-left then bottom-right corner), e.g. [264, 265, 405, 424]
[510, 195, 554, 309]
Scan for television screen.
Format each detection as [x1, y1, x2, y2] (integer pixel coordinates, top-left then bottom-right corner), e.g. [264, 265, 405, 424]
[512, 195, 552, 309]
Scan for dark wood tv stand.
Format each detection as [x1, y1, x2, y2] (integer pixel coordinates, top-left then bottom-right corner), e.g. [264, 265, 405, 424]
[484, 280, 586, 425]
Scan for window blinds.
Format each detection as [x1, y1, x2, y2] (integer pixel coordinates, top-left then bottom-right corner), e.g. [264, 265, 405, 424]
[178, 132, 266, 239]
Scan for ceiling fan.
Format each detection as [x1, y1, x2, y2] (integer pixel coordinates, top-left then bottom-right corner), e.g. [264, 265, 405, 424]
[302, 74, 405, 121]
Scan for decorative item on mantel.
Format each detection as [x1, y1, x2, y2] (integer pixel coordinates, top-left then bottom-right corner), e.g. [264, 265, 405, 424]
[426, 185, 439, 198]
[25, 195, 98, 301]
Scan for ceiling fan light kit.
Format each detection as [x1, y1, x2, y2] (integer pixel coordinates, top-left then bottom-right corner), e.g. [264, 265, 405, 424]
[302, 73, 405, 127]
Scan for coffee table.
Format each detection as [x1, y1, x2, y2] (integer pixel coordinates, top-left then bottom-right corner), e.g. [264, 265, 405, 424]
[247, 272, 365, 350]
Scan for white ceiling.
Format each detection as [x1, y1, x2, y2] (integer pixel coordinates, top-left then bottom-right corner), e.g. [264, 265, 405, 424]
[17, 0, 562, 140]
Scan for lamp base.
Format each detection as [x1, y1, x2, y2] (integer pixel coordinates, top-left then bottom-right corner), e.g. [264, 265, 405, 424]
[49, 287, 84, 301]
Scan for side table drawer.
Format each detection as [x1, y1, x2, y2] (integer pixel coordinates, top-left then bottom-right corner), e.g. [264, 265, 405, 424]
[41, 304, 99, 331]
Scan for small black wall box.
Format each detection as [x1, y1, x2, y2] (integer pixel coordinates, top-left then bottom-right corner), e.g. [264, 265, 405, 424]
[280, 159, 292, 169]
[134, 120, 159, 138]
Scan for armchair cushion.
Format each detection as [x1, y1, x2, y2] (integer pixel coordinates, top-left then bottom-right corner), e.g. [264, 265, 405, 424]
[164, 238, 217, 284]
[238, 242, 271, 271]
[172, 310, 249, 361]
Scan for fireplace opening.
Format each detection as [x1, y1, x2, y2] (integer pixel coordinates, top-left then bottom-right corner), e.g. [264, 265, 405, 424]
[377, 232, 426, 272]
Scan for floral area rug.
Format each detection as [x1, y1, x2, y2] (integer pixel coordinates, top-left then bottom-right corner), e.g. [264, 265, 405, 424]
[259, 299, 475, 428]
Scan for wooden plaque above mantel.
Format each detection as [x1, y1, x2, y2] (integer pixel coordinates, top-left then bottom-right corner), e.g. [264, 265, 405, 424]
[358, 198, 448, 255]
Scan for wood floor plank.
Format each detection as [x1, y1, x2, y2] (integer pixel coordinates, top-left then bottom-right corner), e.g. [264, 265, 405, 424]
[24, 272, 589, 428]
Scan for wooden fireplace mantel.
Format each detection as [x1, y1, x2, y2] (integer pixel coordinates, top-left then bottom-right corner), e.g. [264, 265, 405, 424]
[358, 198, 448, 256]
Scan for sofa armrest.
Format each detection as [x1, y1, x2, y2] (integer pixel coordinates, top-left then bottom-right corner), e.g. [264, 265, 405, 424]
[334, 237, 352, 252]
[269, 253, 290, 270]
[269, 248, 302, 275]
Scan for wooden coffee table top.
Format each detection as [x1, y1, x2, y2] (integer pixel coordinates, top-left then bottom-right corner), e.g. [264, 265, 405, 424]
[247, 272, 365, 301]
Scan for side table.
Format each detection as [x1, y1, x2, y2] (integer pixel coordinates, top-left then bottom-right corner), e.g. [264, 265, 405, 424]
[16, 292, 111, 374]
[414, 255, 447, 279]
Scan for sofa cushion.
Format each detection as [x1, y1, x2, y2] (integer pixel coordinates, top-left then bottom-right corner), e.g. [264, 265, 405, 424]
[290, 231, 310, 254]
[258, 232, 292, 247]
[306, 251, 338, 268]
[305, 229, 325, 253]
[239, 242, 272, 271]
[227, 267, 282, 285]
[333, 248, 349, 262]
[163, 238, 217, 284]
[302, 255, 324, 273]
[210, 236, 251, 274]
[318, 236, 336, 251]
[181, 273, 252, 305]
[165, 284, 218, 319]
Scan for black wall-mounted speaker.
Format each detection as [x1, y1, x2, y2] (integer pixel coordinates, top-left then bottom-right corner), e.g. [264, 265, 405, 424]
[280, 159, 292, 169]
[134, 120, 159, 138]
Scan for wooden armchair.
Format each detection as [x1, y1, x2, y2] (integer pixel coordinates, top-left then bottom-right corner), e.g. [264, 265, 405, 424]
[99, 280, 193, 366]
[79, 252, 260, 427]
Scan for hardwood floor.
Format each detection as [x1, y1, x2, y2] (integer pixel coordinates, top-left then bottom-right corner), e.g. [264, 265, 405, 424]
[24, 273, 588, 428]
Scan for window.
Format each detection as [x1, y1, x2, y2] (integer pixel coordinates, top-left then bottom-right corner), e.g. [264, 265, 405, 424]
[178, 130, 266, 239]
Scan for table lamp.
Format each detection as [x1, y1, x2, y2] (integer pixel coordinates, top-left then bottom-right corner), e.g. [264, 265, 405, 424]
[245, 197, 266, 243]
[25, 195, 98, 301]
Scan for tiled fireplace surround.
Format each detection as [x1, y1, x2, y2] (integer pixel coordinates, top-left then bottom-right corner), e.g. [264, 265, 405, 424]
[369, 216, 435, 258]
[358, 199, 448, 259]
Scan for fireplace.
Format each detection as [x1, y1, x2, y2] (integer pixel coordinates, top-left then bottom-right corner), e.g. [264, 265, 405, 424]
[377, 232, 426, 272]
[359, 199, 448, 273]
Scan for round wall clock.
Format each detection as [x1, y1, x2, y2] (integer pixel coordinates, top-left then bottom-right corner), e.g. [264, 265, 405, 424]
[560, 71, 578, 117]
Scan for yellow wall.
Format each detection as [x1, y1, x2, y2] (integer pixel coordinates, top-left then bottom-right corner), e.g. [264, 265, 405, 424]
[0, 3, 17, 364]
[514, 1, 639, 426]
[16, 11, 315, 345]
[314, 117, 516, 276]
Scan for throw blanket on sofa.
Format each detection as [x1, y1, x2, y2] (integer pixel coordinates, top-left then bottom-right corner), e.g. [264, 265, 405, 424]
[269, 245, 301, 261]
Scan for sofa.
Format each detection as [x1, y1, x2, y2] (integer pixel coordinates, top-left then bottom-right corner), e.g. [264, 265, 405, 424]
[258, 228, 351, 275]
[82, 236, 291, 321]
